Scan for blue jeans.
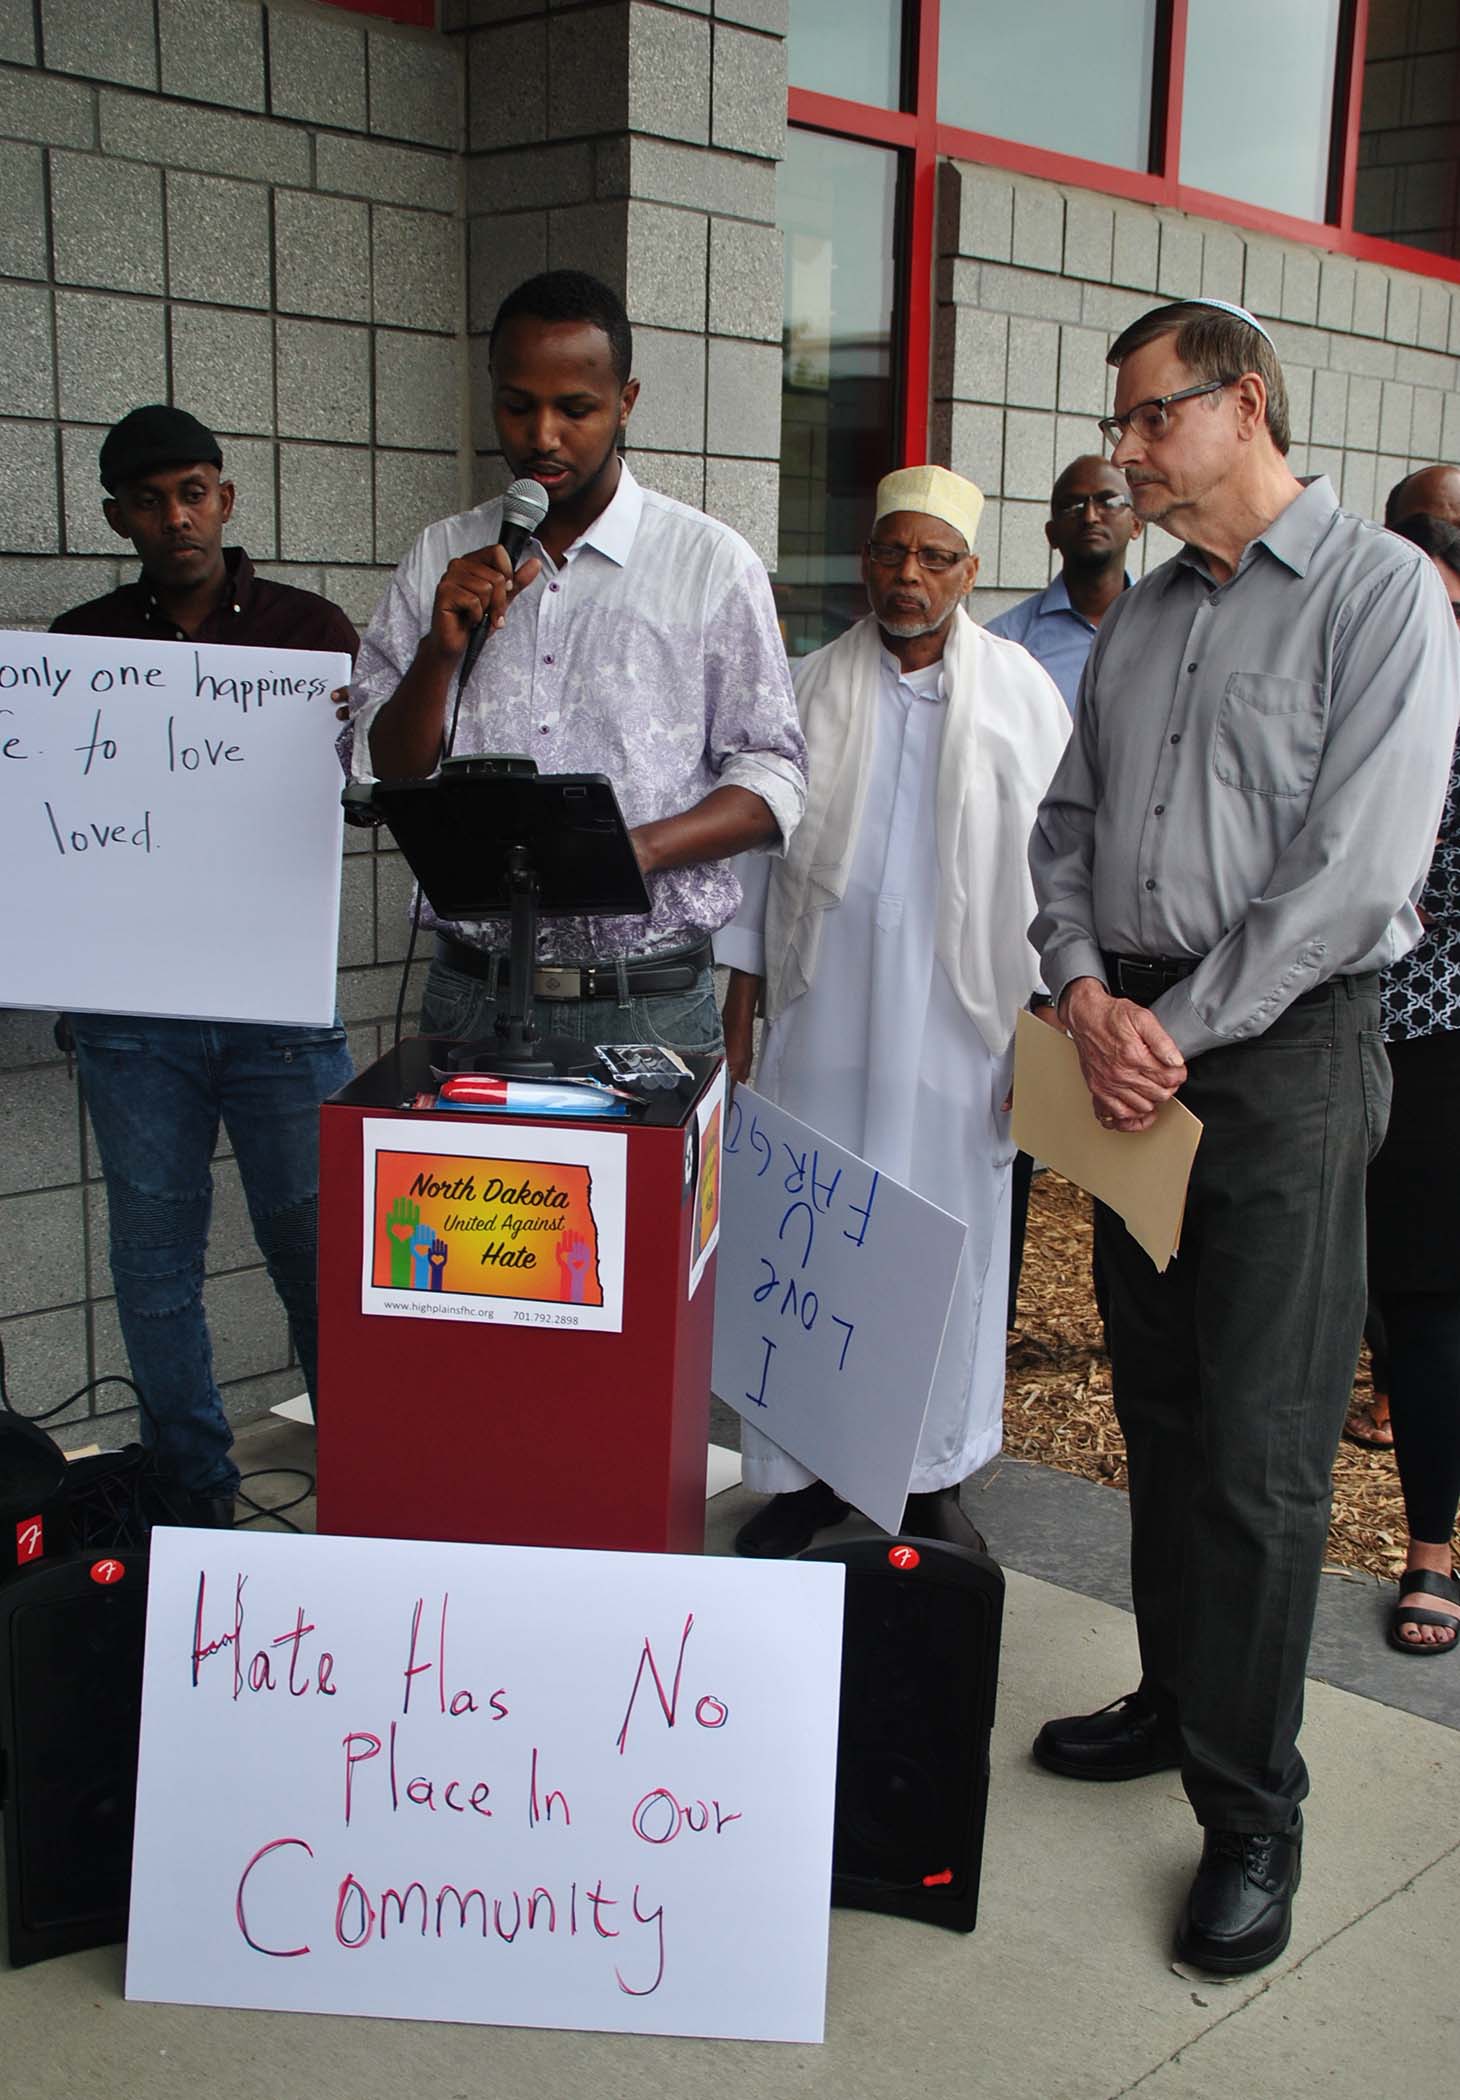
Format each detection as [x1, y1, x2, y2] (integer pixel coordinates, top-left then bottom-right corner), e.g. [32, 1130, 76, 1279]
[69, 1013, 354, 1497]
[419, 957, 725, 1056]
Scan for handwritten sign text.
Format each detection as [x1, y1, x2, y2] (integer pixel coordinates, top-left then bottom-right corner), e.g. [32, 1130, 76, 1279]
[126, 1530, 844, 2042]
[0, 629, 349, 1024]
[712, 1089, 966, 1531]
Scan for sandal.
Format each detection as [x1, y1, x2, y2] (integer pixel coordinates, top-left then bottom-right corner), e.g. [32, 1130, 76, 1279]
[1344, 1391, 1394, 1451]
[1387, 1568, 1460, 1657]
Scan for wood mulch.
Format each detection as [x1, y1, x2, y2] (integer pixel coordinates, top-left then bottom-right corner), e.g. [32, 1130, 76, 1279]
[1007, 1169, 1446, 1582]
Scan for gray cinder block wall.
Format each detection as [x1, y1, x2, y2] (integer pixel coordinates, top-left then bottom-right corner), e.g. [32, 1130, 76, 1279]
[0, 2, 465, 1444]
[15, 5, 1454, 1453]
[936, 161, 1460, 623]
[453, 0, 787, 567]
[0, 0, 792, 1453]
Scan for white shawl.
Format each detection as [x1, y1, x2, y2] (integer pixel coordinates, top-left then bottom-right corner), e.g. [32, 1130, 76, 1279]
[764, 607, 1071, 1056]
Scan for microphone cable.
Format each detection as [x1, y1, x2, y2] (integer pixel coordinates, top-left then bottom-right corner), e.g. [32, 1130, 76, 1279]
[390, 478, 550, 1055]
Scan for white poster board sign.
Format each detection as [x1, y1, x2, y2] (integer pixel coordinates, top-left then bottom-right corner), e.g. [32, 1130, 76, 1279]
[0, 629, 349, 1024]
[360, 1117, 628, 1335]
[127, 1530, 845, 2044]
[713, 1088, 966, 1532]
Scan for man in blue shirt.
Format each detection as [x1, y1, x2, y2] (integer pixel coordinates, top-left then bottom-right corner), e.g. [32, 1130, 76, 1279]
[989, 455, 1140, 1327]
[985, 455, 1140, 713]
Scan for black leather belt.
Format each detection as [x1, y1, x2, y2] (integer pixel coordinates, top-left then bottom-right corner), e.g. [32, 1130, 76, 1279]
[1101, 951, 1200, 1006]
[434, 933, 711, 1002]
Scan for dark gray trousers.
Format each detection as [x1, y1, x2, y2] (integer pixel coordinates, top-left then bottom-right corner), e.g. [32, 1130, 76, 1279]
[1094, 975, 1390, 1832]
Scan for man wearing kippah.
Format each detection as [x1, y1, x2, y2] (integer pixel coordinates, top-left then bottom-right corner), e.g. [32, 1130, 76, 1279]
[1029, 300, 1460, 1974]
[719, 465, 1070, 1558]
[51, 406, 358, 1528]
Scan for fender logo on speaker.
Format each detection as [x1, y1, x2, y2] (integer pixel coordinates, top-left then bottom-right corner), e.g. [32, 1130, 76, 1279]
[15, 1517, 43, 1565]
[887, 1544, 920, 1570]
[89, 1558, 126, 1586]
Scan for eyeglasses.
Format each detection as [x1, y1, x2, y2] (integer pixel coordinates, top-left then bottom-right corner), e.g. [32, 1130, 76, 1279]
[865, 539, 968, 573]
[1051, 491, 1133, 521]
[1098, 378, 1238, 450]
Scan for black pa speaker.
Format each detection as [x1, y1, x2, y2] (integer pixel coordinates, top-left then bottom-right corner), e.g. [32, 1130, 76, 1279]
[802, 1534, 1004, 1933]
[0, 1414, 70, 1582]
[0, 1550, 150, 1967]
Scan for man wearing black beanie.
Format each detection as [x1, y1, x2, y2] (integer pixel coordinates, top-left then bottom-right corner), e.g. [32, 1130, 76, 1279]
[52, 406, 358, 1527]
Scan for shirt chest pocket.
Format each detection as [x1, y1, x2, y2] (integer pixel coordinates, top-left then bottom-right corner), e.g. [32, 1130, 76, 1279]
[1212, 672, 1325, 799]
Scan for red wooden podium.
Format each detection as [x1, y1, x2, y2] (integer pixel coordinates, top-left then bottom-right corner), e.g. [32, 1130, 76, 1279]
[315, 1040, 722, 1554]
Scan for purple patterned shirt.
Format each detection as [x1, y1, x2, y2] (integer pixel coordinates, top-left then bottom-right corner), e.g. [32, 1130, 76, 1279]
[346, 464, 806, 961]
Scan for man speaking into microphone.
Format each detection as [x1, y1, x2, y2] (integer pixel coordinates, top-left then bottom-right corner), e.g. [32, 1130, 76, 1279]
[345, 270, 806, 1054]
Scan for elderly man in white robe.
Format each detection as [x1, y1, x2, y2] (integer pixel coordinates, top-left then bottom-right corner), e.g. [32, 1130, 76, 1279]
[719, 465, 1071, 1559]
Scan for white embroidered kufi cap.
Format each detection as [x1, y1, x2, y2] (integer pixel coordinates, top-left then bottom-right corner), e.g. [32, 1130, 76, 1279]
[872, 464, 984, 550]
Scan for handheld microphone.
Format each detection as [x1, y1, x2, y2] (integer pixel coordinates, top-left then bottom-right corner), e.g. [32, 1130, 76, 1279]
[456, 476, 550, 688]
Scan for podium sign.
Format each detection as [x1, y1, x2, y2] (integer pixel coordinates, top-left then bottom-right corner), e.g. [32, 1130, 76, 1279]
[360, 1118, 629, 1335]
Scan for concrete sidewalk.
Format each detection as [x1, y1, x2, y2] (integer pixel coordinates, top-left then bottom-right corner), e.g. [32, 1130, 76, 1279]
[3, 1424, 1457, 2100]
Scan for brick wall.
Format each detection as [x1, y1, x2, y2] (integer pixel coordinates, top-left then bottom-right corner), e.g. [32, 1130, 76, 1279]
[453, 0, 787, 567]
[0, 0, 467, 1442]
[936, 161, 1460, 624]
[0, 0, 792, 1453]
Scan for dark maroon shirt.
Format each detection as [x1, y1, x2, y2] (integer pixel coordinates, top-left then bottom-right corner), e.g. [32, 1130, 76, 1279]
[51, 546, 359, 659]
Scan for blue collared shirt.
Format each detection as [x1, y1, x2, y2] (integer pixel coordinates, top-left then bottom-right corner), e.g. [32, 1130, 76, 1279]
[985, 572, 1130, 714]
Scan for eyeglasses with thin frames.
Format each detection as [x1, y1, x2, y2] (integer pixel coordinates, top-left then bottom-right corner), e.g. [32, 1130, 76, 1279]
[865, 539, 968, 573]
[1098, 377, 1238, 451]
[1051, 491, 1134, 521]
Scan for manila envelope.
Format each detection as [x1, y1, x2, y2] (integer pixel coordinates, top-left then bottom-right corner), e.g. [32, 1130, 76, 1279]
[1009, 1009, 1202, 1272]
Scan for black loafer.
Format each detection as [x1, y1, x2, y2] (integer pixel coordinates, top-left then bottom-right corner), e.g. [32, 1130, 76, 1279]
[177, 1490, 236, 1530]
[900, 1486, 987, 1554]
[146, 1480, 236, 1530]
[734, 1480, 850, 1559]
[1175, 1816, 1302, 1975]
[1032, 1692, 1182, 1780]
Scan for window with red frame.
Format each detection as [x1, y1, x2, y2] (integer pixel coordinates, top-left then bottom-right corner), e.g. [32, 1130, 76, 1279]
[1354, 3, 1460, 261]
[775, 1, 1458, 632]
[776, 127, 904, 654]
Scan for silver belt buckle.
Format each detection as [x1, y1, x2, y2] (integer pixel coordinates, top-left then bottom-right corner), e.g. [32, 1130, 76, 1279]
[534, 965, 580, 1000]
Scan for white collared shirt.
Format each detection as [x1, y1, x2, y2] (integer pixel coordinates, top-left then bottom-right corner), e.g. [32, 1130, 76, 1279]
[348, 463, 806, 958]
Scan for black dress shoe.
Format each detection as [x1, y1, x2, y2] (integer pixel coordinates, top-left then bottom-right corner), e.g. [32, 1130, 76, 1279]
[1032, 1692, 1182, 1780]
[900, 1486, 987, 1554]
[155, 1489, 236, 1530]
[145, 1478, 236, 1530]
[734, 1480, 850, 1559]
[1175, 1815, 1302, 1975]
[187, 1492, 237, 1530]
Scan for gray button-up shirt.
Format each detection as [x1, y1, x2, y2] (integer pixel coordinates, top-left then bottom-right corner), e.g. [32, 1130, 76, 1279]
[1029, 477, 1460, 1059]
